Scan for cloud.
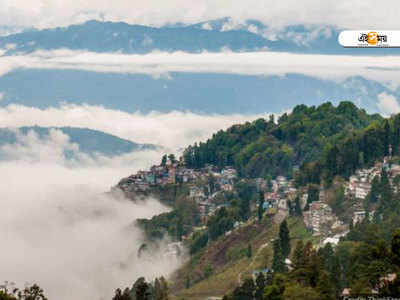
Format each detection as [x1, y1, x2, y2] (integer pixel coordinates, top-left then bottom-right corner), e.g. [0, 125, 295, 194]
[0, 103, 270, 151]
[0, 110, 271, 300]
[377, 92, 400, 116]
[0, 1, 399, 30]
[0, 92, 4, 101]
[0, 129, 185, 300]
[0, 49, 399, 85]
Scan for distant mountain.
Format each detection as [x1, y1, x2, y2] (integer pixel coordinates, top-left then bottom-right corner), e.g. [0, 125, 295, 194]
[0, 19, 398, 55]
[0, 126, 156, 157]
[0, 68, 394, 114]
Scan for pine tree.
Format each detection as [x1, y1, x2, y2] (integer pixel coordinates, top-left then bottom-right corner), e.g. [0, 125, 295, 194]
[317, 271, 335, 300]
[279, 219, 291, 258]
[272, 238, 286, 273]
[294, 196, 302, 216]
[232, 278, 255, 300]
[292, 240, 305, 270]
[255, 272, 265, 300]
[247, 244, 252, 258]
[176, 215, 183, 241]
[258, 191, 265, 221]
[161, 155, 167, 166]
[185, 275, 190, 289]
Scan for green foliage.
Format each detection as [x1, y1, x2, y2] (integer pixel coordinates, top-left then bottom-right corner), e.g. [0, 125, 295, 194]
[189, 231, 208, 254]
[203, 264, 213, 279]
[279, 219, 291, 258]
[0, 284, 47, 300]
[235, 180, 257, 221]
[161, 155, 167, 166]
[183, 102, 380, 180]
[272, 238, 286, 273]
[232, 278, 255, 300]
[113, 277, 169, 300]
[257, 191, 265, 221]
[294, 196, 302, 216]
[264, 274, 286, 300]
[296, 110, 400, 185]
[207, 207, 234, 240]
[283, 283, 321, 300]
[246, 244, 252, 258]
[304, 184, 319, 210]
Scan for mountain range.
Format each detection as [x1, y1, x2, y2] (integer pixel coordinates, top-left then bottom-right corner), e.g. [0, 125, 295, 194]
[0, 18, 397, 55]
[0, 126, 156, 157]
[0, 19, 397, 115]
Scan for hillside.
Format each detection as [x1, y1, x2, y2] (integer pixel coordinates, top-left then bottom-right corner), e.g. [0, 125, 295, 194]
[0, 126, 156, 157]
[183, 101, 381, 179]
[113, 101, 400, 300]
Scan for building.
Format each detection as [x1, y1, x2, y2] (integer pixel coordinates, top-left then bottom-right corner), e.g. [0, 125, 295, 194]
[252, 268, 271, 280]
[303, 201, 336, 234]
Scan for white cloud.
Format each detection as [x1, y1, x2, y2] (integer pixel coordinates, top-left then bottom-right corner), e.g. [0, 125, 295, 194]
[201, 22, 212, 30]
[0, 107, 273, 300]
[0, 49, 399, 85]
[0, 92, 4, 101]
[0, 129, 184, 300]
[0, 103, 269, 151]
[0, 1, 399, 30]
[377, 92, 400, 116]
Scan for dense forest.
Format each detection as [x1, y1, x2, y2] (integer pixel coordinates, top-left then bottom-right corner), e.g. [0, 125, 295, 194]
[297, 112, 400, 185]
[183, 102, 381, 179]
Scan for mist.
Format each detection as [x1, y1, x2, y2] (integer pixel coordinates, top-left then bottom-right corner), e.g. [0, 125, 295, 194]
[0, 129, 185, 300]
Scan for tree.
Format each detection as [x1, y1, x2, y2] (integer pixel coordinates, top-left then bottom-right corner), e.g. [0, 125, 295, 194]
[176, 214, 183, 241]
[112, 288, 131, 300]
[316, 271, 335, 300]
[16, 285, 47, 300]
[264, 274, 286, 300]
[283, 283, 321, 300]
[291, 240, 305, 270]
[233, 278, 255, 300]
[392, 229, 400, 267]
[0, 284, 47, 300]
[369, 175, 381, 203]
[279, 219, 291, 258]
[160, 277, 169, 300]
[258, 191, 265, 221]
[332, 185, 345, 215]
[307, 185, 319, 206]
[294, 196, 302, 216]
[185, 275, 190, 289]
[272, 238, 286, 273]
[247, 244, 252, 258]
[168, 154, 176, 164]
[131, 278, 151, 300]
[161, 155, 167, 166]
[255, 272, 266, 300]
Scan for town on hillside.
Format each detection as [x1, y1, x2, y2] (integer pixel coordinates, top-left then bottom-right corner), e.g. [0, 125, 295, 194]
[115, 145, 400, 250]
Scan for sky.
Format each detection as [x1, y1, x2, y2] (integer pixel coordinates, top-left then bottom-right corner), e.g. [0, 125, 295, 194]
[0, 0, 399, 30]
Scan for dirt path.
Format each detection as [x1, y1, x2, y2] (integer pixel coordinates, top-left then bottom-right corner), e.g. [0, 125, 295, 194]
[237, 241, 269, 285]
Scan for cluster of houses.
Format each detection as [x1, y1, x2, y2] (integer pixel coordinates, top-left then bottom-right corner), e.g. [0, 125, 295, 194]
[345, 154, 400, 200]
[260, 176, 298, 211]
[187, 167, 237, 222]
[118, 160, 236, 193]
[117, 158, 239, 223]
[303, 201, 345, 237]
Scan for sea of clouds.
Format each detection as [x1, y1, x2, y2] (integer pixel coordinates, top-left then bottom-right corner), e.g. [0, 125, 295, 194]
[0, 106, 272, 300]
